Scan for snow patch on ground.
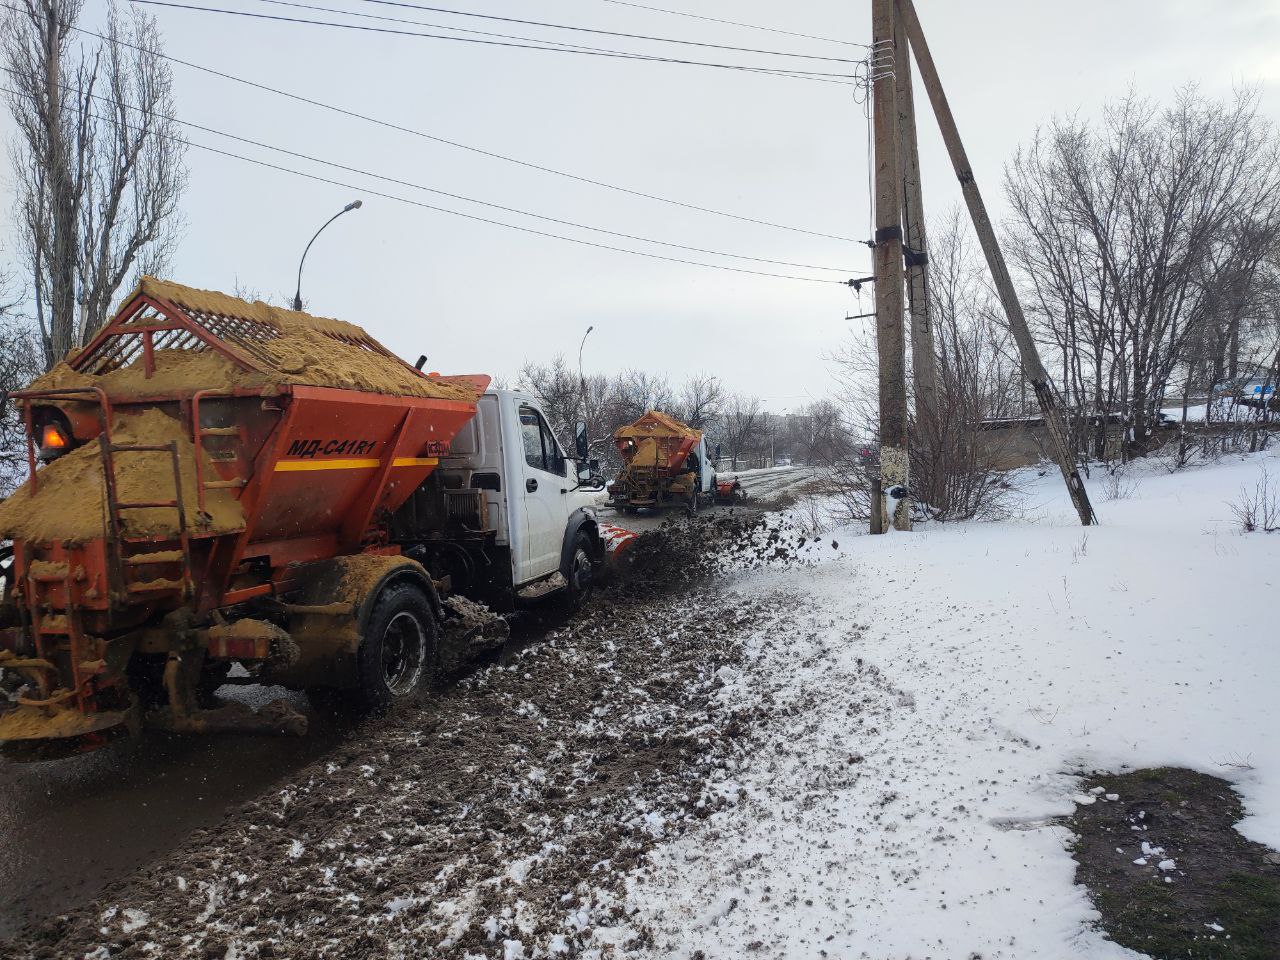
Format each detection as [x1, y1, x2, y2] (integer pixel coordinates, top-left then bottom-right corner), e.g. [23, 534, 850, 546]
[621, 450, 1280, 958]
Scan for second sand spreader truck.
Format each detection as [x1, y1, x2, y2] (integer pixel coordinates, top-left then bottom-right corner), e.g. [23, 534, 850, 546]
[0, 279, 605, 753]
[608, 411, 742, 513]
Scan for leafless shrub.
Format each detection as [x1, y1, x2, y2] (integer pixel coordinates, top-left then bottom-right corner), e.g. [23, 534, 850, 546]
[1213, 752, 1256, 771]
[789, 494, 833, 538]
[1101, 464, 1139, 501]
[1229, 466, 1279, 532]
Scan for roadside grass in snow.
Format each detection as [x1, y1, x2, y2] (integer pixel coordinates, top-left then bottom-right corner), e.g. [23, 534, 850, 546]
[1071, 767, 1280, 960]
[1228, 465, 1279, 533]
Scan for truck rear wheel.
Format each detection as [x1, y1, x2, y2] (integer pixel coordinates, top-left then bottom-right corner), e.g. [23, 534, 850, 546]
[354, 581, 437, 713]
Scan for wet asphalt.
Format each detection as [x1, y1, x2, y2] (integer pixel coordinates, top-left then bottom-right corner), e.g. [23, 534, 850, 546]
[0, 688, 350, 940]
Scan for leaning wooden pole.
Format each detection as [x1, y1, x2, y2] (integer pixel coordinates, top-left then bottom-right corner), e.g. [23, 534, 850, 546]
[870, 0, 911, 532]
[893, 7, 939, 423]
[896, 0, 1097, 526]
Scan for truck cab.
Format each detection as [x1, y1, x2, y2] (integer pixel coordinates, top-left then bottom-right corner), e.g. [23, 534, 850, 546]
[394, 388, 602, 611]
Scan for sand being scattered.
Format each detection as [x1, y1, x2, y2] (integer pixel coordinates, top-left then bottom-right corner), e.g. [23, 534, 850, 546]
[0, 408, 245, 545]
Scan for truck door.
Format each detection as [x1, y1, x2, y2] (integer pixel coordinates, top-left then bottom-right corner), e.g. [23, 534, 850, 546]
[698, 436, 713, 493]
[516, 402, 570, 582]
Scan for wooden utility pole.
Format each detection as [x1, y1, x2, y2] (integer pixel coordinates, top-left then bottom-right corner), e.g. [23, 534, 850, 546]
[870, 0, 911, 532]
[893, 7, 938, 423]
[896, 0, 1097, 526]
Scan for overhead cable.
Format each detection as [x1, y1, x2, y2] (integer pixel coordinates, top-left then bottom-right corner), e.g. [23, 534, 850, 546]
[592, 0, 864, 49]
[24, 71, 857, 272]
[0, 84, 851, 285]
[129, 0, 860, 83]
[334, 0, 863, 61]
[6, 4, 861, 241]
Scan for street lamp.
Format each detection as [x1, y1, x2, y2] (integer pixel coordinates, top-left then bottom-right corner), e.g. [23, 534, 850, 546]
[578, 324, 594, 417]
[292, 199, 362, 311]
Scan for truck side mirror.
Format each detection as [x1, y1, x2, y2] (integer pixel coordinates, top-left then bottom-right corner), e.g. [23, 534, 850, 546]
[574, 421, 589, 459]
[714, 443, 722, 461]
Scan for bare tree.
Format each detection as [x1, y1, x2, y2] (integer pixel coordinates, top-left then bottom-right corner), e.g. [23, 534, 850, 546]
[720, 395, 762, 470]
[1005, 87, 1280, 457]
[518, 355, 580, 436]
[792, 399, 850, 467]
[674, 373, 723, 430]
[4, 0, 187, 369]
[0, 261, 42, 495]
[918, 210, 1024, 519]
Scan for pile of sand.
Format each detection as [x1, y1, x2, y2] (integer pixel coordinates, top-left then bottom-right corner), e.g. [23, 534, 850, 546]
[44, 277, 479, 402]
[612, 410, 700, 441]
[32, 349, 273, 399]
[0, 408, 245, 545]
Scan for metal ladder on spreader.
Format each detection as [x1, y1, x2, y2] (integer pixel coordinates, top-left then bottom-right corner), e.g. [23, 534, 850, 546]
[100, 440, 194, 604]
[23, 560, 92, 711]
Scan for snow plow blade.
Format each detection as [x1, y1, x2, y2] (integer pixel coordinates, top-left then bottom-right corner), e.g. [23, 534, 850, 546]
[598, 522, 640, 571]
[714, 479, 744, 504]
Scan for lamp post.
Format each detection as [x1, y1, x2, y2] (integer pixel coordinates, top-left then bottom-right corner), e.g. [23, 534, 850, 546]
[578, 324, 594, 423]
[292, 199, 362, 311]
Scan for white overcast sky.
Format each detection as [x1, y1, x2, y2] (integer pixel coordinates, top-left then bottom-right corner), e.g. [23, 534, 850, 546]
[2, 0, 1279, 410]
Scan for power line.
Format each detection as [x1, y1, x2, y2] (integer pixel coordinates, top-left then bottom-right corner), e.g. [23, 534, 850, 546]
[335, 0, 863, 61]
[0, 83, 850, 285]
[27, 9, 861, 241]
[593, 0, 863, 50]
[129, 0, 860, 82]
[164, 140, 853, 284]
[247, 0, 844, 76]
[18, 69, 856, 272]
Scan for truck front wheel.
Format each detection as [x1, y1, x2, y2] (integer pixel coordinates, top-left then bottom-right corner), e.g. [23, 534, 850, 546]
[559, 531, 597, 613]
[356, 582, 437, 713]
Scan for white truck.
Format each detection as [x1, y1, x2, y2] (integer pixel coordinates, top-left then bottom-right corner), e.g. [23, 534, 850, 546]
[415, 388, 606, 609]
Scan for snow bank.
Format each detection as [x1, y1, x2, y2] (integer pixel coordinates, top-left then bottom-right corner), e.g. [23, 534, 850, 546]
[624, 450, 1280, 959]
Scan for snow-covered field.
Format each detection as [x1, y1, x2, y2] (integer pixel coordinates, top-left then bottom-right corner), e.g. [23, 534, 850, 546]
[620, 450, 1280, 959]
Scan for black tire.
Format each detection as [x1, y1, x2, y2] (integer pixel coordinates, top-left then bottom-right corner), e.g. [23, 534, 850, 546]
[353, 581, 438, 713]
[558, 531, 597, 613]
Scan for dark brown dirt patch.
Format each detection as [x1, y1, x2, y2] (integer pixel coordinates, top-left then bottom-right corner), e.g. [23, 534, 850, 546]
[1071, 766, 1280, 959]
